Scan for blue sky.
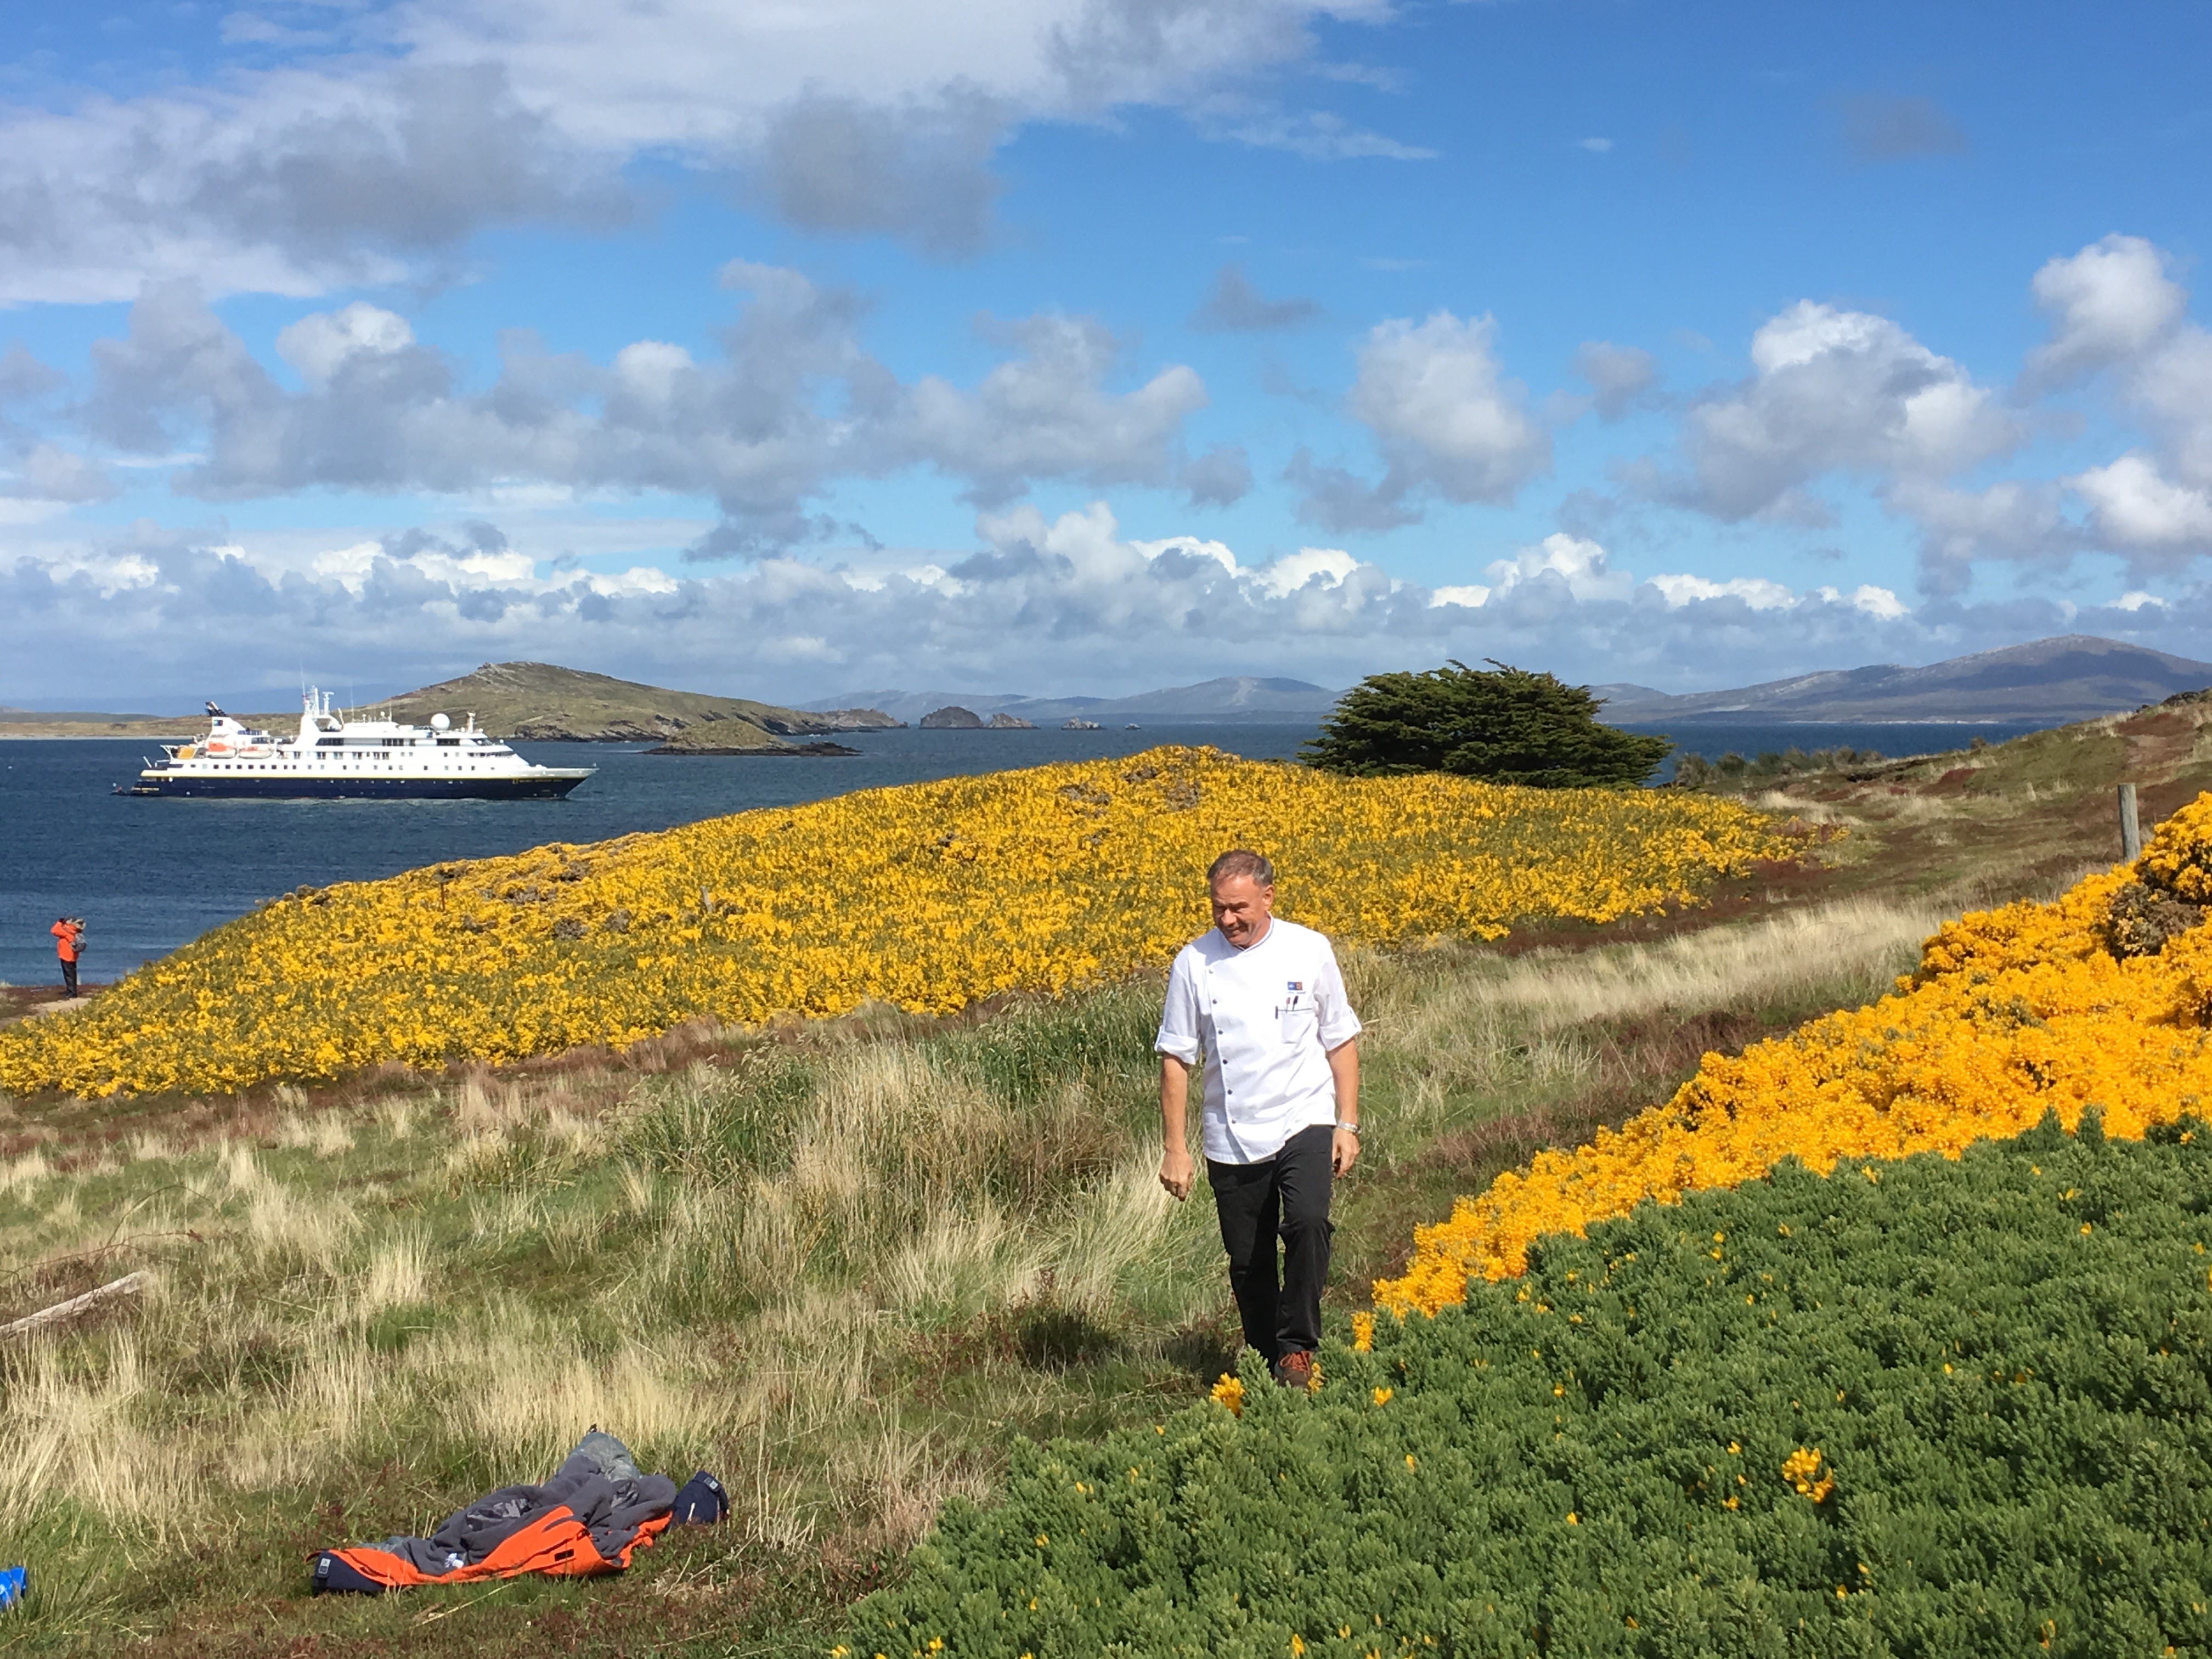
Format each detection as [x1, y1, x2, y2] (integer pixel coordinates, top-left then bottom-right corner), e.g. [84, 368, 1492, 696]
[4, 0, 2211, 707]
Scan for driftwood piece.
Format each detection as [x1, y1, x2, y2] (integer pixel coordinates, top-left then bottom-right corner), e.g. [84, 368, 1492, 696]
[0, 1270, 146, 1338]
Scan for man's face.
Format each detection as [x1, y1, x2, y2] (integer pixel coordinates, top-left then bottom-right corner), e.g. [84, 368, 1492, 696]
[1210, 876, 1274, 947]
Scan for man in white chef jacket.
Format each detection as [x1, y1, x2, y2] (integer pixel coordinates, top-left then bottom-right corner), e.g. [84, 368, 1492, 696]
[1155, 849, 1362, 1390]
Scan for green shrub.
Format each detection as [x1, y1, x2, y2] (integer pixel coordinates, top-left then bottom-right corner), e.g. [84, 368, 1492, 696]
[1302, 661, 1671, 788]
[845, 1116, 2212, 1657]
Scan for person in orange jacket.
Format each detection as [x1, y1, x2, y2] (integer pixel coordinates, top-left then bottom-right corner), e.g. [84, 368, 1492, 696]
[49, 916, 84, 998]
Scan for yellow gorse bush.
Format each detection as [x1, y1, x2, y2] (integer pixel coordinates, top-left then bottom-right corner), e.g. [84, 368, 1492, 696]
[0, 747, 1791, 1099]
[1374, 789, 2212, 1317]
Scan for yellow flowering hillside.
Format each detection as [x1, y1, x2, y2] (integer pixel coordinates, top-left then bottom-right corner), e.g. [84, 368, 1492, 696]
[1375, 791, 2212, 1316]
[0, 747, 1792, 1099]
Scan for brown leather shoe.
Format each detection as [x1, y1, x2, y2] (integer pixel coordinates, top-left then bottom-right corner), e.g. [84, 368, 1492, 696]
[1274, 1350, 1317, 1390]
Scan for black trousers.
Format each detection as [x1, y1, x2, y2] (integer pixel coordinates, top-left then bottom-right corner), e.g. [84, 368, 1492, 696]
[1208, 1124, 1334, 1362]
[59, 957, 77, 997]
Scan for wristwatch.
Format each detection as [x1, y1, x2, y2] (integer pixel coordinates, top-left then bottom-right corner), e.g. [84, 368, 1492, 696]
[1334, 1121, 1360, 1135]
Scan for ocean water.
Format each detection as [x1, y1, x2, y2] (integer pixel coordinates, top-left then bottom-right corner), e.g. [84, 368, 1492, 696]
[0, 714, 2064, 988]
[1619, 718, 2057, 780]
[0, 724, 1318, 987]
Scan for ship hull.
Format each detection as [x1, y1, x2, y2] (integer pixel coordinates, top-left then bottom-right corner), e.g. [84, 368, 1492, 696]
[123, 772, 591, 801]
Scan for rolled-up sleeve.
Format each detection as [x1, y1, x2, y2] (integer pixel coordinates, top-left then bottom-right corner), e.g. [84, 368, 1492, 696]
[1155, 947, 1203, 1064]
[1314, 940, 1363, 1051]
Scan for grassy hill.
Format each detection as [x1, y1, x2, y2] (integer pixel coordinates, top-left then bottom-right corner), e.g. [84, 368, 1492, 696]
[374, 660, 831, 743]
[0, 662, 856, 744]
[1673, 688, 2212, 901]
[0, 703, 2208, 1651]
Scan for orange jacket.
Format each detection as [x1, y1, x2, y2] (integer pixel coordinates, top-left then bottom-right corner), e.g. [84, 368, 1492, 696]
[50, 921, 80, 963]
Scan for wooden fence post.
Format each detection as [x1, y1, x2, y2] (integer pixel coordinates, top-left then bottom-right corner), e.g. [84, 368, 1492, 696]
[2118, 782, 2142, 861]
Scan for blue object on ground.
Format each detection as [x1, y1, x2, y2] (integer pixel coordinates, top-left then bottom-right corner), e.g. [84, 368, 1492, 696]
[0, 1565, 26, 1609]
[672, 1470, 729, 1525]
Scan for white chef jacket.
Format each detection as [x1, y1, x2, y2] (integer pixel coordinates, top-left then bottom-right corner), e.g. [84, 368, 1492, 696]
[1155, 916, 1363, 1165]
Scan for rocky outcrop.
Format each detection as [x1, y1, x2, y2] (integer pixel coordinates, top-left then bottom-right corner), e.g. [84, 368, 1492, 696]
[814, 708, 904, 730]
[920, 706, 984, 729]
[985, 713, 1035, 729]
[644, 720, 858, 757]
[1062, 717, 1102, 730]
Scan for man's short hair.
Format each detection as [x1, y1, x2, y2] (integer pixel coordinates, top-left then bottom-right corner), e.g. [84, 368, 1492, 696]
[1207, 849, 1274, 889]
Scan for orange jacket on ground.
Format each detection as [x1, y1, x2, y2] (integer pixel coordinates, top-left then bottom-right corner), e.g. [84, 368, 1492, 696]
[309, 1432, 701, 1596]
[49, 922, 79, 963]
[319, 1505, 671, 1590]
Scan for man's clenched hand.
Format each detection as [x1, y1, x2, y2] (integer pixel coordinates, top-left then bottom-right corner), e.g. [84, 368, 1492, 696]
[1159, 1145, 1195, 1201]
[1331, 1127, 1359, 1177]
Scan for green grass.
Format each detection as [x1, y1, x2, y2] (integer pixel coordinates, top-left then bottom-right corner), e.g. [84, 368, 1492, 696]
[855, 1116, 2212, 1658]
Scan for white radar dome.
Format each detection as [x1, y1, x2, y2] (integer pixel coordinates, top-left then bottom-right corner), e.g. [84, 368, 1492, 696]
[430, 712, 451, 730]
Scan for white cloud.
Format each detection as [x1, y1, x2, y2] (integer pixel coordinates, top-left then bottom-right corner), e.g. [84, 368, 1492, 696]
[2070, 453, 2212, 553]
[1662, 301, 2017, 526]
[902, 314, 1209, 503]
[1251, 545, 1359, 596]
[1483, 533, 1633, 603]
[1352, 313, 1550, 500]
[0, 0, 1409, 298]
[1432, 532, 1909, 627]
[1131, 533, 1240, 575]
[1295, 310, 1550, 532]
[1826, 583, 1908, 619]
[275, 303, 418, 387]
[76, 273, 1222, 549]
[12, 507, 2208, 710]
[1645, 572, 1797, 611]
[2025, 234, 2188, 388]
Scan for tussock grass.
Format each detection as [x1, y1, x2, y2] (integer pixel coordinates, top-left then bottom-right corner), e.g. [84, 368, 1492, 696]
[0, 885, 1990, 1650]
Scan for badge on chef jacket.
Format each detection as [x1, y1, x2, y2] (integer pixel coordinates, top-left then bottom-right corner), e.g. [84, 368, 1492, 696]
[1280, 980, 1310, 1043]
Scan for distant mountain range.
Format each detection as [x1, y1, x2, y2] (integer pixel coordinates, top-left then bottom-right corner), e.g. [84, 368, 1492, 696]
[1592, 636, 2212, 724]
[13, 636, 2211, 742]
[819, 639, 2212, 729]
[800, 675, 1342, 726]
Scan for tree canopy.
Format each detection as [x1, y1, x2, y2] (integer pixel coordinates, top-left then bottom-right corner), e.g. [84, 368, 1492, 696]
[1301, 659, 1672, 787]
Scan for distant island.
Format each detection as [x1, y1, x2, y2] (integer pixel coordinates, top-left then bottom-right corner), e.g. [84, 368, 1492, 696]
[644, 729, 860, 757]
[374, 662, 888, 750]
[0, 662, 903, 753]
[810, 675, 1339, 727]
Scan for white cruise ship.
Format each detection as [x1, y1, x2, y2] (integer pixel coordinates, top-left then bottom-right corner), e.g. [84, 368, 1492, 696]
[121, 690, 596, 800]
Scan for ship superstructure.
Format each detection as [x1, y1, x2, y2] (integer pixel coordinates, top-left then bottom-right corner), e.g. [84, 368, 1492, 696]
[121, 691, 595, 800]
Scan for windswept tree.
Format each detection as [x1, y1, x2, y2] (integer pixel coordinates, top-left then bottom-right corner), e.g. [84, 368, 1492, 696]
[1302, 660, 1672, 787]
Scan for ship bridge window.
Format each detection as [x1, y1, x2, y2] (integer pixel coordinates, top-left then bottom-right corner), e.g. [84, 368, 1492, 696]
[317, 737, 342, 747]
[437, 737, 460, 746]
